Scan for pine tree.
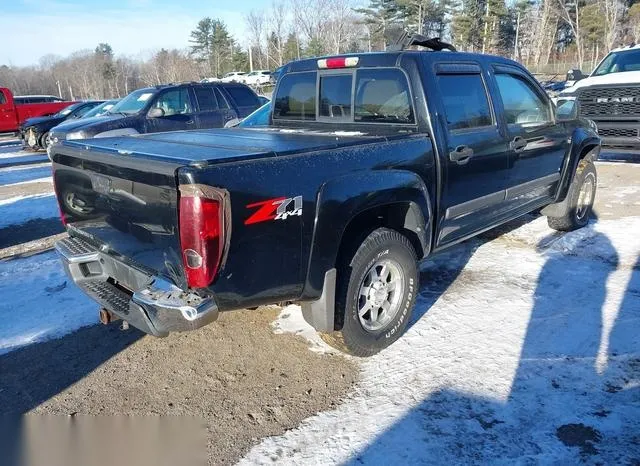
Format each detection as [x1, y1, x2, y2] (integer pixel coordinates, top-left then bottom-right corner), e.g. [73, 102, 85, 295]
[355, 0, 402, 50]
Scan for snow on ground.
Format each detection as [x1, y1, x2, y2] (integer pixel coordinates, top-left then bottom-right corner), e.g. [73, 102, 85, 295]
[272, 305, 337, 354]
[0, 251, 98, 355]
[0, 150, 31, 159]
[0, 194, 58, 229]
[0, 164, 52, 186]
[243, 217, 640, 465]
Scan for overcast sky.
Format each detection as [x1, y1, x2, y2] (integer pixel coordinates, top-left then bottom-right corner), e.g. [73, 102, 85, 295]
[2, 0, 269, 66]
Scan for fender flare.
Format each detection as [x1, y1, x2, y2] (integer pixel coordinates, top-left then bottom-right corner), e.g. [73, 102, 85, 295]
[541, 126, 600, 217]
[301, 169, 433, 301]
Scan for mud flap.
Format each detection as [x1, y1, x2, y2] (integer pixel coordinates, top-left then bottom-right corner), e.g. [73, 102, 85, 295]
[301, 268, 336, 332]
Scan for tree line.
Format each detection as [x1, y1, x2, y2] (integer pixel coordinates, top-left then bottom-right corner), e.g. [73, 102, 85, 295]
[1, 0, 638, 100]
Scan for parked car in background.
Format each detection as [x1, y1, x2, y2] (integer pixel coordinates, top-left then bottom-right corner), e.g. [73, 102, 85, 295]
[51, 37, 600, 357]
[81, 99, 120, 118]
[47, 82, 262, 150]
[220, 72, 247, 83]
[244, 70, 271, 86]
[21, 101, 105, 149]
[556, 44, 640, 149]
[14, 95, 66, 104]
[0, 88, 75, 134]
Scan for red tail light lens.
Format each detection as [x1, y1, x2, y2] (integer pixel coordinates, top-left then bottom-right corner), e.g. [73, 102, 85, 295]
[179, 185, 230, 288]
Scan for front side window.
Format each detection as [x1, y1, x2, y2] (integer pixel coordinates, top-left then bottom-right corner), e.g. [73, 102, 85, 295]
[0, 92, 6, 105]
[319, 74, 352, 119]
[71, 104, 96, 118]
[273, 72, 316, 120]
[152, 88, 193, 116]
[495, 74, 551, 126]
[437, 74, 493, 130]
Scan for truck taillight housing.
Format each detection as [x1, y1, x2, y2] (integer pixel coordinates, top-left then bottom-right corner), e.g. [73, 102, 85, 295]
[178, 185, 230, 289]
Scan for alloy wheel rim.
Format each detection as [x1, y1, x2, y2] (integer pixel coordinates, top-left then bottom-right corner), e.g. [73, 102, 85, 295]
[576, 173, 595, 221]
[357, 258, 405, 332]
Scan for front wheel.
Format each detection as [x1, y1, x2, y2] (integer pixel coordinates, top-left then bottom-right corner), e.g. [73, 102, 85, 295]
[547, 160, 597, 231]
[322, 228, 419, 357]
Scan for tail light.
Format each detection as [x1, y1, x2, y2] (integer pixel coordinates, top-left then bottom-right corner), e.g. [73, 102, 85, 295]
[178, 185, 230, 288]
[317, 57, 359, 69]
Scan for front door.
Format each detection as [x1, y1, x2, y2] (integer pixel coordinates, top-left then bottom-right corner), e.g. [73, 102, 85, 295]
[145, 87, 196, 133]
[434, 65, 511, 247]
[491, 67, 568, 209]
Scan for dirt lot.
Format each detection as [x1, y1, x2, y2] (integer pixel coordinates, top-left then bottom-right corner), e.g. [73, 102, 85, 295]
[0, 307, 358, 463]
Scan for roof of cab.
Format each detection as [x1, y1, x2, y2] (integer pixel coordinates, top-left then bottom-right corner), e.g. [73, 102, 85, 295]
[282, 50, 523, 74]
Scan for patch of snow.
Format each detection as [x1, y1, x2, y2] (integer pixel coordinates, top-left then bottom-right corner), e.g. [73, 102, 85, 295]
[271, 305, 336, 354]
[251, 215, 640, 465]
[0, 150, 32, 160]
[5, 177, 52, 187]
[0, 164, 52, 186]
[0, 251, 98, 355]
[0, 193, 58, 229]
[332, 131, 365, 137]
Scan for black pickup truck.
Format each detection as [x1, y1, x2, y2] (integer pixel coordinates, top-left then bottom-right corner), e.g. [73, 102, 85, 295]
[51, 37, 600, 356]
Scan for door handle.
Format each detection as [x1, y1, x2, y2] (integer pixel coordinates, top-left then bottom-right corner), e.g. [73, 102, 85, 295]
[449, 145, 474, 165]
[186, 120, 194, 125]
[510, 136, 528, 153]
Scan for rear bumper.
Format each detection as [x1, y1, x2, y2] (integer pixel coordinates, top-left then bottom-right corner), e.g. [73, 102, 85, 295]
[56, 235, 218, 337]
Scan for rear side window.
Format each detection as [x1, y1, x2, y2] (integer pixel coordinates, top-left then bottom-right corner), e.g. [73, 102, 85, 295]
[354, 68, 413, 124]
[319, 74, 352, 119]
[274, 72, 316, 120]
[437, 74, 493, 130]
[194, 87, 219, 112]
[225, 86, 259, 108]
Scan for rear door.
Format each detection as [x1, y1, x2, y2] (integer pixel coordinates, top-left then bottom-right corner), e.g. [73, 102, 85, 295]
[193, 85, 225, 129]
[0, 89, 17, 132]
[433, 63, 511, 247]
[144, 87, 196, 133]
[490, 65, 568, 207]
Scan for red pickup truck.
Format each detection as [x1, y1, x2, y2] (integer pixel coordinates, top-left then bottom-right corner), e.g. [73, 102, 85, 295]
[0, 88, 75, 134]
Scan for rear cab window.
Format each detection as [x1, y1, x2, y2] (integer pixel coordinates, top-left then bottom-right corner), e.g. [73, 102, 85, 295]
[273, 66, 415, 125]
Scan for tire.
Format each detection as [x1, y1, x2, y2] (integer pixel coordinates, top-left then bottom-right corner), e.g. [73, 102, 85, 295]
[39, 131, 50, 150]
[547, 159, 597, 231]
[60, 189, 94, 219]
[322, 228, 419, 357]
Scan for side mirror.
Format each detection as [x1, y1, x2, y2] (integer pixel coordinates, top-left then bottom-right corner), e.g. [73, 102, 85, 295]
[556, 100, 578, 121]
[147, 107, 165, 118]
[566, 69, 585, 82]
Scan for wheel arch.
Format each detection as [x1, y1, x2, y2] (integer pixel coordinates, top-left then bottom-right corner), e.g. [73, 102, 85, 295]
[301, 169, 433, 301]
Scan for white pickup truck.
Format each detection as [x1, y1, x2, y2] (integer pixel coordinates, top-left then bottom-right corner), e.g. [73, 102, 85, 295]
[556, 45, 640, 149]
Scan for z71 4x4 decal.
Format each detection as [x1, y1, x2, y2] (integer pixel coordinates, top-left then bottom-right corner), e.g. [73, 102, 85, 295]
[245, 196, 303, 225]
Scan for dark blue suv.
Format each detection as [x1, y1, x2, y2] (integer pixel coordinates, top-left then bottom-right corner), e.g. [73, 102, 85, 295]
[48, 82, 261, 147]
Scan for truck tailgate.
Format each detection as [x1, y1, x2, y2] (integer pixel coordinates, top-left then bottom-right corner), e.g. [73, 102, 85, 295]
[52, 146, 185, 286]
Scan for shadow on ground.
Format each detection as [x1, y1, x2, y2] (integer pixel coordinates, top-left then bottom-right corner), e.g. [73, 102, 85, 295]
[0, 323, 142, 415]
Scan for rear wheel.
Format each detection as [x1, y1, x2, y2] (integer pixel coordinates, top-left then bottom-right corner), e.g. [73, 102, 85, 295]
[547, 160, 597, 231]
[322, 228, 418, 357]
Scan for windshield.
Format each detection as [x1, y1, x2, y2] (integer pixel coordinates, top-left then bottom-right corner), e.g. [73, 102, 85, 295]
[239, 102, 271, 127]
[593, 49, 640, 76]
[109, 89, 156, 115]
[83, 100, 118, 118]
[55, 103, 82, 117]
